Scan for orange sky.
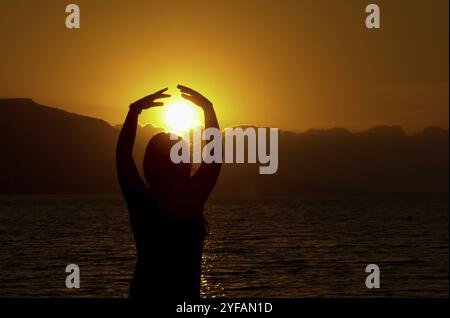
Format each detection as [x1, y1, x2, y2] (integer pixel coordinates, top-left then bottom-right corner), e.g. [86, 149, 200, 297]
[0, 0, 448, 132]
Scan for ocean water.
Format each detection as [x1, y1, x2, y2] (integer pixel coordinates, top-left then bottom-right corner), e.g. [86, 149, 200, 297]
[0, 194, 447, 298]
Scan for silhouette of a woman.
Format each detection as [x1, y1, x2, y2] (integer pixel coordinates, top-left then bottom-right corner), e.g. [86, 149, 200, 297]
[116, 85, 221, 300]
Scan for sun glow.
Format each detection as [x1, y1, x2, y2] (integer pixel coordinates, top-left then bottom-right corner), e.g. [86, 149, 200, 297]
[164, 99, 202, 134]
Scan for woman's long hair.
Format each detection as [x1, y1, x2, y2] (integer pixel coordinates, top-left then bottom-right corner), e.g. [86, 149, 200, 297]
[143, 132, 209, 234]
[143, 132, 191, 186]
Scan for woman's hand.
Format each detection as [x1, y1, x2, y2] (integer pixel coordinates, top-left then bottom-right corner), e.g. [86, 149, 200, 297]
[130, 88, 171, 113]
[178, 84, 219, 132]
[177, 84, 212, 109]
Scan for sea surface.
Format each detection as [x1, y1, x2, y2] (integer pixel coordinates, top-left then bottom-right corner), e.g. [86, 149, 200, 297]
[0, 194, 448, 298]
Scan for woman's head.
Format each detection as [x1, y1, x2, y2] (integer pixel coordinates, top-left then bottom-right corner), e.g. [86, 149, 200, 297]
[143, 132, 191, 185]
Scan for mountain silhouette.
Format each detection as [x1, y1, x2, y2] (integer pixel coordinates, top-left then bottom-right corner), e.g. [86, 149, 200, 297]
[0, 99, 448, 196]
[0, 99, 119, 193]
[214, 125, 448, 196]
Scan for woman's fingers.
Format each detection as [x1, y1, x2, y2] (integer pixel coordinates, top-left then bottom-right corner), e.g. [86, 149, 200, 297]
[154, 87, 169, 95]
[155, 93, 171, 99]
[181, 93, 196, 103]
[133, 90, 170, 109]
[149, 88, 170, 101]
[143, 91, 170, 103]
[138, 88, 168, 102]
[177, 84, 197, 95]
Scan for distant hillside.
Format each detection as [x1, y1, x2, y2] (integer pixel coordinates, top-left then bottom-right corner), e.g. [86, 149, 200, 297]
[213, 125, 448, 196]
[0, 99, 119, 193]
[0, 99, 448, 195]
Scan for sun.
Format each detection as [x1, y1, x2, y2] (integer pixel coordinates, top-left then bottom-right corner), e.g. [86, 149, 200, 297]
[164, 99, 201, 134]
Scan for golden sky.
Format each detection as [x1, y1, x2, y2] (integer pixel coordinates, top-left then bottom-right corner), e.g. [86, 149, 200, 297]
[0, 0, 448, 132]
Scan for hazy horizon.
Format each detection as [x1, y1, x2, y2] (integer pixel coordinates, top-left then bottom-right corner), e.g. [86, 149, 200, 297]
[1, 97, 448, 135]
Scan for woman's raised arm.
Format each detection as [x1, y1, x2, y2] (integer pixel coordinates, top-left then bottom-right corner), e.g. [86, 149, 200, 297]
[116, 88, 170, 194]
[178, 85, 222, 200]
